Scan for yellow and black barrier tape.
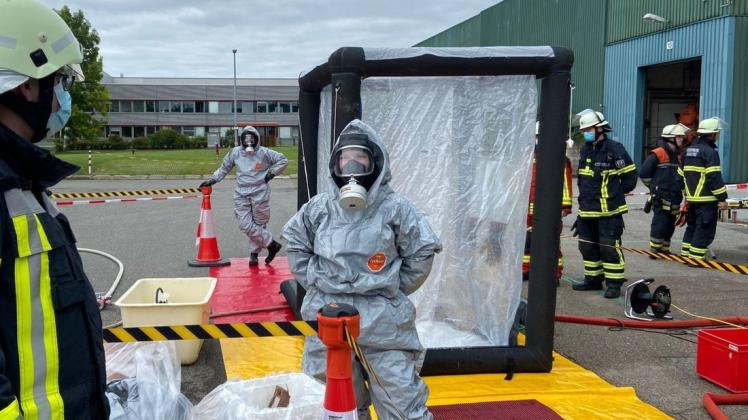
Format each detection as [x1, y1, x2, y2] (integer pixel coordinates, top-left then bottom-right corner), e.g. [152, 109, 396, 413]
[561, 235, 748, 276]
[50, 188, 201, 199]
[103, 320, 318, 343]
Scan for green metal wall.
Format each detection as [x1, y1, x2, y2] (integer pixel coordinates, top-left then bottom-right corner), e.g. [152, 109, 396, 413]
[607, 0, 748, 44]
[730, 16, 748, 182]
[418, 14, 481, 47]
[415, 0, 607, 113]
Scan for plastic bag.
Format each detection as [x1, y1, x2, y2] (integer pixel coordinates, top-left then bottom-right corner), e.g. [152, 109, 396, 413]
[105, 342, 192, 420]
[193, 373, 325, 420]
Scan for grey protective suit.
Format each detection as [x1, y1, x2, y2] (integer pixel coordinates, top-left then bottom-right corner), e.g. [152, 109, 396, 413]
[282, 120, 442, 420]
[211, 145, 288, 253]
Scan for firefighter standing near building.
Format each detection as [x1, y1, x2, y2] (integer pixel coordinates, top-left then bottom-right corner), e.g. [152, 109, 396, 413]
[572, 111, 637, 298]
[639, 123, 691, 255]
[679, 117, 728, 262]
[0, 0, 109, 418]
[523, 122, 573, 282]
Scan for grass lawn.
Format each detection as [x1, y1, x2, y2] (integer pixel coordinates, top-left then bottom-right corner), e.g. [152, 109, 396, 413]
[54, 147, 298, 176]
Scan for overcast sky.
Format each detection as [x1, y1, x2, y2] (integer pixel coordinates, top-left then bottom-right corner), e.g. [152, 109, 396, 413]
[39, 0, 497, 79]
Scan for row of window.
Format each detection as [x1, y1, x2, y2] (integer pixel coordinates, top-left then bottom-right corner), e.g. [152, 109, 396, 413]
[105, 125, 300, 139]
[108, 100, 299, 114]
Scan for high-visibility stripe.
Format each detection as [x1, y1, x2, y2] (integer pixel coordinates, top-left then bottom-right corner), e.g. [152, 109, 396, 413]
[15, 255, 39, 419]
[712, 186, 727, 195]
[0, 399, 20, 419]
[704, 166, 722, 174]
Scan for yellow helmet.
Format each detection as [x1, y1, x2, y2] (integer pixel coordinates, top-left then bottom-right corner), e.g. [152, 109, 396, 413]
[0, 0, 84, 93]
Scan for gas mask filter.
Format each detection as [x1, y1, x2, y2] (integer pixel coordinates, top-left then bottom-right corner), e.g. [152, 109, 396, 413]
[333, 145, 374, 210]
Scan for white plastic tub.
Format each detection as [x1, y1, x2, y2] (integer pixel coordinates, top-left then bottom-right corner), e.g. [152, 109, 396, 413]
[114, 277, 217, 365]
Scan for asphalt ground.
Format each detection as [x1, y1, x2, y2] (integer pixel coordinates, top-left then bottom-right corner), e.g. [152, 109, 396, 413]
[53, 179, 748, 418]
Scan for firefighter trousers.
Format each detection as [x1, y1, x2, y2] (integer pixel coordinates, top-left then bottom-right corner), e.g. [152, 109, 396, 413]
[577, 215, 625, 285]
[682, 202, 718, 260]
[649, 205, 677, 253]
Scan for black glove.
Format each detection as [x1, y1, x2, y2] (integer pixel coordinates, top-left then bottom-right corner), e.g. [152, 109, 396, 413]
[571, 217, 579, 238]
[264, 172, 275, 183]
[643, 196, 653, 214]
[199, 179, 217, 188]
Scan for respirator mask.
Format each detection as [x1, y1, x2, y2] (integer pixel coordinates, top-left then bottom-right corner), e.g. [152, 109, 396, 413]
[333, 145, 374, 210]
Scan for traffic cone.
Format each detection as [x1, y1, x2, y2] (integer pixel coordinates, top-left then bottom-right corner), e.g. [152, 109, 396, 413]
[188, 186, 230, 267]
[318, 303, 360, 420]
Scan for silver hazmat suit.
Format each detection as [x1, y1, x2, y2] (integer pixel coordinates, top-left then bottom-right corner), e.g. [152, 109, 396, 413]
[211, 145, 288, 253]
[282, 119, 442, 420]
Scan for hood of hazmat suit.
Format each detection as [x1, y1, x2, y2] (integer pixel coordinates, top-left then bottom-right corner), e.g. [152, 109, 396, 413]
[282, 119, 442, 416]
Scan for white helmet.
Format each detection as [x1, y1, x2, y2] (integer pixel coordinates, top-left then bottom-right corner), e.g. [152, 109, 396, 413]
[696, 117, 724, 134]
[661, 124, 677, 138]
[663, 123, 690, 138]
[578, 109, 610, 130]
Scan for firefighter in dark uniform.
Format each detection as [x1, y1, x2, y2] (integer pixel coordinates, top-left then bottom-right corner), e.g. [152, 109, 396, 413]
[0, 1, 109, 418]
[679, 117, 728, 262]
[639, 123, 690, 255]
[572, 111, 637, 298]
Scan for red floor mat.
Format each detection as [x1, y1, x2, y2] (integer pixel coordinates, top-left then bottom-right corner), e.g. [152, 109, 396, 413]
[208, 257, 294, 323]
[430, 400, 562, 420]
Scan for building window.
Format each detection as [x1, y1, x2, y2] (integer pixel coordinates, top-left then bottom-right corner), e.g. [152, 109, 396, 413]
[170, 102, 182, 113]
[242, 101, 255, 113]
[196, 101, 206, 113]
[146, 126, 157, 135]
[182, 101, 195, 113]
[291, 102, 298, 113]
[133, 101, 145, 113]
[256, 102, 267, 113]
[120, 100, 132, 113]
[122, 126, 133, 138]
[134, 126, 145, 137]
[218, 101, 233, 113]
[268, 102, 278, 113]
[159, 101, 170, 112]
[109, 101, 119, 112]
[208, 101, 219, 113]
[182, 126, 196, 137]
[146, 101, 156, 112]
[279, 102, 291, 113]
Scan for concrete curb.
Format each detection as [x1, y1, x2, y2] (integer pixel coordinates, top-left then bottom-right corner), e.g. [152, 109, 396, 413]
[68, 174, 298, 180]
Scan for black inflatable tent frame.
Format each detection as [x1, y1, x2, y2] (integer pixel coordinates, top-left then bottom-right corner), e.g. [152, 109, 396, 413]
[282, 46, 573, 375]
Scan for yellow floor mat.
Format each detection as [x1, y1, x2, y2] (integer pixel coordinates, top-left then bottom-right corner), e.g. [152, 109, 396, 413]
[220, 337, 670, 419]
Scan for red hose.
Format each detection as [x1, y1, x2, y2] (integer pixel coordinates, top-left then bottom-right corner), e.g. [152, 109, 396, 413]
[555, 314, 748, 329]
[703, 392, 748, 420]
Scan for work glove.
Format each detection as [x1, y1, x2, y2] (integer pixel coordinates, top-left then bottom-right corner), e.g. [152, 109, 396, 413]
[264, 172, 276, 183]
[675, 202, 688, 227]
[643, 196, 652, 214]
[199, 179, 217, 188]
[570, 217, 579, 238]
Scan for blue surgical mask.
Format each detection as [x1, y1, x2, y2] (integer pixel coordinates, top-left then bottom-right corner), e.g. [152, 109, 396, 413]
[47, 82, 72, 135]
[583, 131, 596, 142]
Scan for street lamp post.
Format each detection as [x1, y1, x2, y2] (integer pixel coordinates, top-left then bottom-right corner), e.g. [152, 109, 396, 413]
[232, 49, 238, 147]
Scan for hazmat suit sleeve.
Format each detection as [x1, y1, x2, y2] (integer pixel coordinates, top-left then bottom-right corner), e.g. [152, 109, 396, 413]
[264, 148, 289, 176]
[394, 203, 443, 295]
[211, 148, 236, 182]
[282, 201, 316, 290]
[0, 346, 20, 417]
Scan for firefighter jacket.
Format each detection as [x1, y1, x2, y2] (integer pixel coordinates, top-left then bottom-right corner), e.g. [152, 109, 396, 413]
[527, 152, 572, 225]
[577, 136, 637, 218]
[679, 136, 727, 203]
[639, 141, 683, 212]
[0, 123, 109, 419]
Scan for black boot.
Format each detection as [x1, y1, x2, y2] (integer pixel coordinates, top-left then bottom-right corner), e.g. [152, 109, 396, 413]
[572, 276, 603, 291]
[265, 240, 282, 264]
[248, 253, 259, 266]
[603, 280, 624, 299]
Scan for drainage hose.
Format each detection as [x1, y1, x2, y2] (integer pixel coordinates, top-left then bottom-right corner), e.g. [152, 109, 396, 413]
[703, 392, 748, 420]
[78, 247, 124, 310]
[554, 314, 748, 329]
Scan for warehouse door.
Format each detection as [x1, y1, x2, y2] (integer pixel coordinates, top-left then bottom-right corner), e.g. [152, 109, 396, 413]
[642, 59, 701, 158]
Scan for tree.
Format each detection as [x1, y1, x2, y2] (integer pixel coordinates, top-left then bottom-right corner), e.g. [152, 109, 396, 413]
[56, 6, 109, 143]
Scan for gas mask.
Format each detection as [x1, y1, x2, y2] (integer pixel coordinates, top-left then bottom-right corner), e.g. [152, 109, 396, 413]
[333, 145, 375, 210]
[241, 133, 258, 154]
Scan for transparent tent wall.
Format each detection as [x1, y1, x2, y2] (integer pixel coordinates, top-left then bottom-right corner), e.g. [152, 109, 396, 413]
[318, 76, 536, 347]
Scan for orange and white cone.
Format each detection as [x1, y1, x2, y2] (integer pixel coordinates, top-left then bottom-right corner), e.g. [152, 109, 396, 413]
[319, 303, 360, 420]
[188, 186, 230, 267]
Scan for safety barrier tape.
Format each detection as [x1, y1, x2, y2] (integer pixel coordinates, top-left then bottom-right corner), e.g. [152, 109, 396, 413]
[50, 188, 201, 199]
[55, 194, 198, 206]
[102, 320, 318, 342]
[561, 235, 748, 276]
